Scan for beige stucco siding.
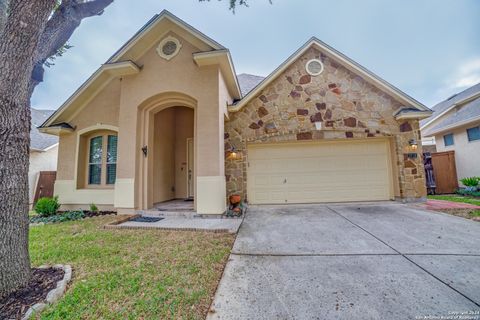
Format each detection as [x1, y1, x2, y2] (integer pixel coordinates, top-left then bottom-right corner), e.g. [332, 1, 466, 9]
[434, 120, 480, 182]
[56, 79, 120, 181]
[174, 107, 194, 198]
[53, 31, 230, 212]
[117, 32, 221, 180]
[225, 47, 426, 202]
[153, 108, 175, 203]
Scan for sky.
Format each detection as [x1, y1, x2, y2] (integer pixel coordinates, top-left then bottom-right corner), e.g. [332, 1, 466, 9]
[31, 0, 480, 110]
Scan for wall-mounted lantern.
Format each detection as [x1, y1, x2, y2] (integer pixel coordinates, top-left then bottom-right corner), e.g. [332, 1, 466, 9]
[141, 145, 148, 157]
[227, 147, 240, 160]
[408, 139, 418, 151]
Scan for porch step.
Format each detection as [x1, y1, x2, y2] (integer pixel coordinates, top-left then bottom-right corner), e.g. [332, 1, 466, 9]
[135, 210, 238, 219]
[137, 210, 198, 218]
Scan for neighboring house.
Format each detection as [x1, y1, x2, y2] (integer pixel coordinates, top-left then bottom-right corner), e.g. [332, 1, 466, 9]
[421, 83, 480, 182]
[39, 10, 432, 214]
[30, 108, 59, 206]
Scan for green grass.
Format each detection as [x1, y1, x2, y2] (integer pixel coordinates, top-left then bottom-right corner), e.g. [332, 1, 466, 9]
[427, 194, 480, 206]
[29, 216, 234, 319]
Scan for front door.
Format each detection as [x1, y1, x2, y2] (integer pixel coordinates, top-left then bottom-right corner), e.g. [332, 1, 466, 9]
[187, 138, 194, 198]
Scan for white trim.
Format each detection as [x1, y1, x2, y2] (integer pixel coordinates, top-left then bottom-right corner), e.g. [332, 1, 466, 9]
[423, 115, 480, 137]
[305, 59, 324, 76]
[421, 90, 480, 131]
[30, 143, 59, 152]
[229, 37, 429, 113]
[395, 111, 432, 120]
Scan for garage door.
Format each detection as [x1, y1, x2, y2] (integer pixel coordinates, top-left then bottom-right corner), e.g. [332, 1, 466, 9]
[247, 139, 393, 204]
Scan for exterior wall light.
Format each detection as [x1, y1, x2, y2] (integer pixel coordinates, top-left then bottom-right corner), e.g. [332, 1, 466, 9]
[408, 139, 418, 151]
[227, 147, 240, 160]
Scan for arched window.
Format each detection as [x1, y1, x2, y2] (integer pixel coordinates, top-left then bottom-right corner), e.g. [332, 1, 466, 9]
[85, 133, 117, 187]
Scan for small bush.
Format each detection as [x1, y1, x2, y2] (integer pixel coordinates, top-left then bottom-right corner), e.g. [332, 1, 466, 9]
[460, 177, 480, 187]
[30, 210, 85, 224]
[34, 196, 60, 217]
[89, 203, 98, 213]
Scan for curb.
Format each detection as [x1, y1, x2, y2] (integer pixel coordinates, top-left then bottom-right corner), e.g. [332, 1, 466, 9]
[21, 264, 72, 320]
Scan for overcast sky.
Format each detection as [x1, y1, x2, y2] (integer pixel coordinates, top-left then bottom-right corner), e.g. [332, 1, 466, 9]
[31, 0, 480, 110]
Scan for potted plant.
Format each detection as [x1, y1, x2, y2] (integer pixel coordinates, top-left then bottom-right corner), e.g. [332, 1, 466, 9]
[460, 177, 480, 192]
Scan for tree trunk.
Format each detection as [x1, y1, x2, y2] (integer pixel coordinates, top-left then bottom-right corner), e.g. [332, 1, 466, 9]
[0, 0, 56, 298]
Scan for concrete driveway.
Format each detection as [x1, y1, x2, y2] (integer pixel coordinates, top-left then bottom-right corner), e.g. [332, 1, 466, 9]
[208, 203, 480, 320]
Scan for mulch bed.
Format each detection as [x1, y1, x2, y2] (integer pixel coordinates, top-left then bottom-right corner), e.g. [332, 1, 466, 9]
[0, 268, 64, 320]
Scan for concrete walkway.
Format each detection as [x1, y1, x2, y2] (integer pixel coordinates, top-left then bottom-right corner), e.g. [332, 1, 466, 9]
[208, 203, 480, 319]
[115, 216, 242, 233]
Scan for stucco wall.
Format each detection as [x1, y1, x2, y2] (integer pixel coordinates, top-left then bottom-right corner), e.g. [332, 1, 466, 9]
[434, 120, 480, 182]
[174, 107, 194, 198]
[56, 79, 121, 181]
[153, 108, 175, 203]
[29, 146, 58, 204]
[225, 47, 426, 202]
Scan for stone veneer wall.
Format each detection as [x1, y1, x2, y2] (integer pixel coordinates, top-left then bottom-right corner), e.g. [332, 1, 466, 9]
[225, 47, 427, 202]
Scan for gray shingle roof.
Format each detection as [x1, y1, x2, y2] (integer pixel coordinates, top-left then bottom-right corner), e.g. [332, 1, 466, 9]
[31, 108, 58, 151]
[237, 73, 265, 96]
[420, 82, 480, 131]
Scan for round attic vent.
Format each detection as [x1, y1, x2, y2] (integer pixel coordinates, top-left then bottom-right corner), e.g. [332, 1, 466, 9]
[162, 41, 177, 55]
[157, 36, 182, 60]
[305, 59, 324, 76]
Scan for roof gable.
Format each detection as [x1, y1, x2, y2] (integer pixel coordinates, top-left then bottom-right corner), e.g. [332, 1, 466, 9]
[107, 10, 225, 63]
[41, 10, 240, 131]
[229, 37, 430, 115]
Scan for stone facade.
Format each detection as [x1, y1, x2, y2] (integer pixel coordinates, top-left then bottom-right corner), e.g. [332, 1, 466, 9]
[225, 47, 427, 202]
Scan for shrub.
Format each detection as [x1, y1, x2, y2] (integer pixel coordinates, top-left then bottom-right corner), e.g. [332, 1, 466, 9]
[460, 177, 480, 187]
[30, 210, 85, 224]
[89, 203, 98, 213]
[34, 196, 60, 217]
[456, 188, 480, 198]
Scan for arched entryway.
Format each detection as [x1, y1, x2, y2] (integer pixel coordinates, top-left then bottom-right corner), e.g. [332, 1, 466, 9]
[152, 106, 194, 204]
[137, 92, 197, 210]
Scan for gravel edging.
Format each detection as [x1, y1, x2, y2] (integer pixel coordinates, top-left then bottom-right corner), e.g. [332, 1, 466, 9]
[21, 264, 72, 320]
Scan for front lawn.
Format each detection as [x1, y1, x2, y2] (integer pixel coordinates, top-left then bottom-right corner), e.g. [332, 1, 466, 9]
[30, 216, 234, 319]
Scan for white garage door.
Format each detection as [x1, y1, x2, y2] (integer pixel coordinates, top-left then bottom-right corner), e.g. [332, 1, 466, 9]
[247, 139, 393, 204]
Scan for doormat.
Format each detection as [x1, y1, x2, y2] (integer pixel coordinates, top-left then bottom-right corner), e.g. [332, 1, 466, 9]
[130, 216, 164, 223]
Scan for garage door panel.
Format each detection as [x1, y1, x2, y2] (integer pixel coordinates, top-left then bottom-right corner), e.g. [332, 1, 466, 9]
[247, 140, 392, 204]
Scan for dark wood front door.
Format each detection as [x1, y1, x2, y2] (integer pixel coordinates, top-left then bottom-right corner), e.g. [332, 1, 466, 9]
[33, 171, 57, 205]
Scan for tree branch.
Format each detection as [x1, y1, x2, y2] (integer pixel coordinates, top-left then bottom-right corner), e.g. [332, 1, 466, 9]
[75, 0, 113, 19]
[30, 0, 114, 91]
